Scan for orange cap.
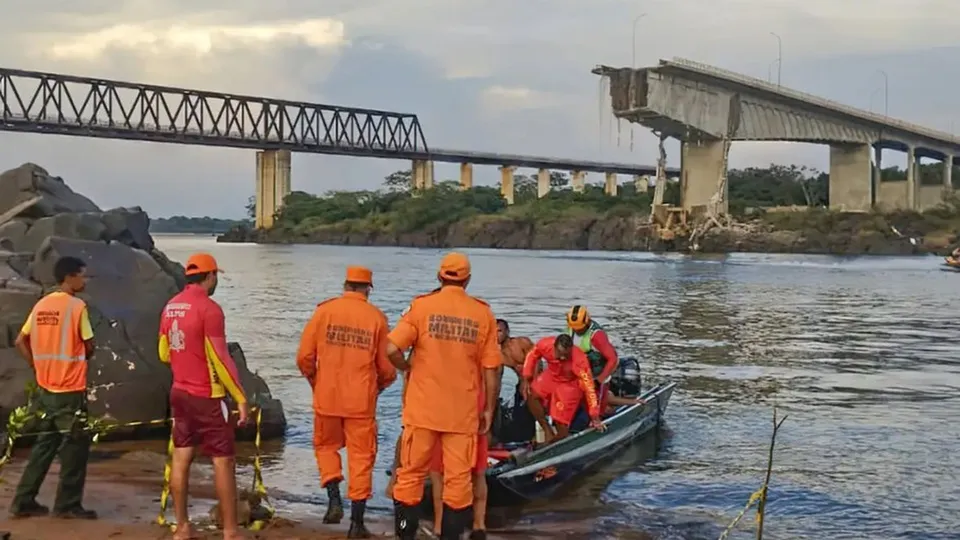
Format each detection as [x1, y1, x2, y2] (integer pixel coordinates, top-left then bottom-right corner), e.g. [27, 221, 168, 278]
[345, 265, 373, 285]
[184, 253, 223, 276]
[438, 252, 471, 281]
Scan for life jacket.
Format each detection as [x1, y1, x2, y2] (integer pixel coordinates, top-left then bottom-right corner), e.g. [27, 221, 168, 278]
[568, 319, 606, 379]
[30, 292, 89, 393]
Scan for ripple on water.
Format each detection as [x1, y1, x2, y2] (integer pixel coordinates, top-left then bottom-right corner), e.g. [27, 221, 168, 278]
[152, 236, 960, 540]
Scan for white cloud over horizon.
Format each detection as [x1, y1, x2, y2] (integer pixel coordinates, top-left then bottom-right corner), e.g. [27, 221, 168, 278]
[1, 0, 959, 218]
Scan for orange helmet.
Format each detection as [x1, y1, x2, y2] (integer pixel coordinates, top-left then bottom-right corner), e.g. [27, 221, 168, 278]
[566, 305, 590, 332]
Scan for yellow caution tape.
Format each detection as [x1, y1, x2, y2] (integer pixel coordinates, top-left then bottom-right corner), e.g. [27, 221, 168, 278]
[0, 388, 274, 532]
[155, 424, 175, 529]
[717, 488, 764, 540]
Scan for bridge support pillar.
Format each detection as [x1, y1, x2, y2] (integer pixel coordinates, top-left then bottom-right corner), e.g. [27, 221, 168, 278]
[537, 169, 550, 198]
[572, 171, 586, 193]
[634, 175, 649, 193]
[460, 163, 473, 190]
[906, 146, 917, 210]
[412, 159, 434, 190]
[254, 149, 291, 229]
[918, 154, 955, 211]
[500, 166, 515, 205]
[604, 172, 617, 196]
[828, 143, 872, 212]
[945, 155, 954, 189]
[680, 141, 727, 213]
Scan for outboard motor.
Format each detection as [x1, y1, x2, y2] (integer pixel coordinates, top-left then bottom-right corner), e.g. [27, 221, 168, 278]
[610, 357, 642, 397]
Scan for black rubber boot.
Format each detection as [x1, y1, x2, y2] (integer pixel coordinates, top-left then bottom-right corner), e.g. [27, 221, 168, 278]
[322, 481, 344, 524]
[347, 499, 371, 539]
[440, 504, 471, 540]
[393, 500, 420, 540]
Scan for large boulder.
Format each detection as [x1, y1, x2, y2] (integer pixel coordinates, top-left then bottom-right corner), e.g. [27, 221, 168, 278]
[0, 163, 100, 218]
[0, 163, 286, 440]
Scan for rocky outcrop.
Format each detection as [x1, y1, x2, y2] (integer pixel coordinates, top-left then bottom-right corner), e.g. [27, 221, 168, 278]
[0, 163, 285, 439]
[219, 210, 945, 256]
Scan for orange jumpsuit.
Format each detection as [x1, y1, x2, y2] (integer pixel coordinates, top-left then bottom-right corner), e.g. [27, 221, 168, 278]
[523, 336, 600, 426]
[296, 289, 397, 501]
[389, 286, 501, 510]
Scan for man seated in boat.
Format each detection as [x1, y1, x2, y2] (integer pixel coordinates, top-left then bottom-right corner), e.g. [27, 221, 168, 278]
[521, 334, 605, 444]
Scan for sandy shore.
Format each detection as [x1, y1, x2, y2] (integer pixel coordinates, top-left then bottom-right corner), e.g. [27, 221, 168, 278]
[0, 446, 395, 539]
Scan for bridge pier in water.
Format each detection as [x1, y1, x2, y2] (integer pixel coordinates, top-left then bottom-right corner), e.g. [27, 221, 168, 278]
[680, 141, 728, 214]
[254, 149, 292, 229]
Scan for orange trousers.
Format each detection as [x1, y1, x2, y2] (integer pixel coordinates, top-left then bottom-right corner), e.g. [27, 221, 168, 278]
[393, 426, 476, 510]
[313, 415, 378, 501]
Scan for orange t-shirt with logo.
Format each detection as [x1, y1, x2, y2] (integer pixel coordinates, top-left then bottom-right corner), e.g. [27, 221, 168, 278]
[296, 291, 397, 418]
[388, 286, 501, 434]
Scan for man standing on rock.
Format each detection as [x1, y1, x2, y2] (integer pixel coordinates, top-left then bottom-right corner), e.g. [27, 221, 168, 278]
[8, 256, 97, 520]
[296, 266, 396, 538]
[158, 253, 249, 540]
[386, 252, 502, 540]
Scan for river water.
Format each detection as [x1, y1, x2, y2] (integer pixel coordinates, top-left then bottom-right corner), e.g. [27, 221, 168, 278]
[153, 235, 960, 540]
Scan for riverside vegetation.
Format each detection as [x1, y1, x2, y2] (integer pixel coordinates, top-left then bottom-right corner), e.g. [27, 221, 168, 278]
[218, 164, 960, 255]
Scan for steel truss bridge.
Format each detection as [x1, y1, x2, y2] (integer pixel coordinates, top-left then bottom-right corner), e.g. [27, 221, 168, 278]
[0, 67, 669, 175]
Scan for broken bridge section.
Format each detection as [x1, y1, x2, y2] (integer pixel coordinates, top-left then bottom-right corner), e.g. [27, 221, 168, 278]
[594, 58, 960, 213]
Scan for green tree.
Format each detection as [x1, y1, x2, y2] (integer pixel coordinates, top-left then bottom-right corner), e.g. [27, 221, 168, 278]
[384, 169, 413, 192]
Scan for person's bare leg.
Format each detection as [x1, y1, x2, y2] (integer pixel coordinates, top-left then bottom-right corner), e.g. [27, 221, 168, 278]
[553, 423, 571, 442]
[212, 456, 243, 539]
[170, 447, 195, 540]
[472, 470, 487, 532]
[429, 471, 443, 535]
[525, 397, 557, 443]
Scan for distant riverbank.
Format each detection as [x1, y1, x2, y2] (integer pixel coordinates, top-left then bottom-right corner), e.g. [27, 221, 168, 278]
[150, 216, 250, 235]
[217, 208, 957, 256]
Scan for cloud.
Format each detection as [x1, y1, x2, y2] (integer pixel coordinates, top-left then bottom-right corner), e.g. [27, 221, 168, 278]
[1, 0, 959, 217]
[45, 19, 347, 61]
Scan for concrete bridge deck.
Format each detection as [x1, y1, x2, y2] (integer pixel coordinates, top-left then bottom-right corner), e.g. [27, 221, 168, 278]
[594, 57, 959, 213]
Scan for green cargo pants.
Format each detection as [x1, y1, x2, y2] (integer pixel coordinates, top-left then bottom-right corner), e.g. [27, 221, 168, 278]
[11, 389, 90, 513]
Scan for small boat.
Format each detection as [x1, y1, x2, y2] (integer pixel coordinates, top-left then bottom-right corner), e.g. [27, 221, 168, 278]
[483, 381, 676, 506]
[409, 379, 676, 512]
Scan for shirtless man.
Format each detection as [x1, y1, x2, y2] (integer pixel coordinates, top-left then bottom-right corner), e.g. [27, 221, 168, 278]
[496, 319, 534, 377]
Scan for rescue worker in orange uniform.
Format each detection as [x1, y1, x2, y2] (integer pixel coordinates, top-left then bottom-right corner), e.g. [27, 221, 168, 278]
[428, 375, 491, 540]
[521, 334, 605, 443]
[158, 253, 249, 540]
[296, 266, 397, 538]
[386, 252, 501, 540]
[565, 306, 618, 412]
[9, 256, 97, 520]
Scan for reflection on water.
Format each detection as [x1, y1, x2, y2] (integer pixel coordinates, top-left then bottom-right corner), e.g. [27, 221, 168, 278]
[150, 237, 960, 539]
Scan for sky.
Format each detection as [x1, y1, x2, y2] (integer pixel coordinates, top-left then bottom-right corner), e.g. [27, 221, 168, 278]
[2, 0, 960, 218]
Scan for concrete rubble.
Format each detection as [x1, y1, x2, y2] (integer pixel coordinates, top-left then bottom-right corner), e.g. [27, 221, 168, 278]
[0, 163, 286, 440]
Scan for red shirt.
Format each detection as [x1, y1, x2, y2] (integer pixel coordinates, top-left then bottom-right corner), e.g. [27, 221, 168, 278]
[158, 284, 247, 404]
[586, 329, 619, 382]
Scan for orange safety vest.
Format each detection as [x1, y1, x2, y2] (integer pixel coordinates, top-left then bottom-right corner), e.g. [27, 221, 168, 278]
[30, 293, 89, 393]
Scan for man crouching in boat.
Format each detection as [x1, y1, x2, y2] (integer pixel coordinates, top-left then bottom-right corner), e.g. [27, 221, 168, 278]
[521, 334, 605, 443]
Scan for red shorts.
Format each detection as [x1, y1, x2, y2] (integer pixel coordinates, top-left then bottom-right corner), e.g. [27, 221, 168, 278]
[170, 388, 235, 457]
[430, 434, 488, 474]
[532, 373, 584, 426]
